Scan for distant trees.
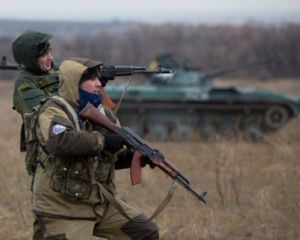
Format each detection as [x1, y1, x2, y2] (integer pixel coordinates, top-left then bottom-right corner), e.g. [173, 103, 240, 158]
[1, 22, 300, 80]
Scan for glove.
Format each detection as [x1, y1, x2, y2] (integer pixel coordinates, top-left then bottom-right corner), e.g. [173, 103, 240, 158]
[99, 75, 115, 87]
[141, 154, 156, 169]
[103, 133, 126, 154]
[126, 149, 134, 161]
[114, 149, 134, 170]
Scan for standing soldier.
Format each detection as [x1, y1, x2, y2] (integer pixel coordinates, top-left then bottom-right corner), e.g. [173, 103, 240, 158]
[12, 29, 59, 117]
[12, 29, 59, 240]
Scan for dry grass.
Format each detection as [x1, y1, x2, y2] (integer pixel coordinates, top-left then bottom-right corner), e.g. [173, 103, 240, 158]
[1, 79, 300, 239]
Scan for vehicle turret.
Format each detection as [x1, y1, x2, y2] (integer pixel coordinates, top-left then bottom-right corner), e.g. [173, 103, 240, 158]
[146, 57, 271, 87]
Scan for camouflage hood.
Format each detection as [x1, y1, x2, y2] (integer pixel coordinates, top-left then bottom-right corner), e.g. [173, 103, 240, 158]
[58, 58, 103, 108]
[12, 29, 53, 74]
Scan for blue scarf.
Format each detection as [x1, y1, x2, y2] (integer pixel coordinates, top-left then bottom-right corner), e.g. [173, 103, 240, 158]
[77, 88, 103, 114]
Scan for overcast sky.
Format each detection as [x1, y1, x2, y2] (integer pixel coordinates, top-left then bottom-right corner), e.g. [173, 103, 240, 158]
[0, 0, 300, 24]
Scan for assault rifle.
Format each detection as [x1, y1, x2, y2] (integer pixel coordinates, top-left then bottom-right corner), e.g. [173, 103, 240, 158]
[100, 65, 174, 79]
[37, 65, 173, 89]
[79, 102, 207, 204]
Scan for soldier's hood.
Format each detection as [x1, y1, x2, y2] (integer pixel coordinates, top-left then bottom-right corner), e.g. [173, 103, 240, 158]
[58, 58, 103, 108]
[12, 29, 53, 74]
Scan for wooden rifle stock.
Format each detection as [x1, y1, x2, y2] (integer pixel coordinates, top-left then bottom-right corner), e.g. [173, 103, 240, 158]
[79, 102, 119, 133]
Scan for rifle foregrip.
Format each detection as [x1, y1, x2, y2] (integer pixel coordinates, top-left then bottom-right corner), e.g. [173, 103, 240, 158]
[130, 150, 143, 185]
[152, 158, 178, 178]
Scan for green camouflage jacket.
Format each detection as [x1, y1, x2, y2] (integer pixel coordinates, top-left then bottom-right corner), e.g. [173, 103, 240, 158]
[12, 29, 59, 116]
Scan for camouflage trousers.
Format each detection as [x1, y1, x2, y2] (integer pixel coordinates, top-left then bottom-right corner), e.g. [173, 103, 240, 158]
[36, 196, 159, 240]
[33, 214, 44, 240]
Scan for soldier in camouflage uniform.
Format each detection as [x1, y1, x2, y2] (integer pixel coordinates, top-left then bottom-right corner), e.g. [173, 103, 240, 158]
[32, 57, 159, 240]
[12, 29, 59, 240]
[12, 29, 59, 117]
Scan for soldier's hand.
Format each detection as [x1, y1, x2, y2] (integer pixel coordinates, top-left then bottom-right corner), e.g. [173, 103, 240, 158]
[99, 75, 114, 87]
[102, 133, 126, 154]
[141, 154, 156, 169]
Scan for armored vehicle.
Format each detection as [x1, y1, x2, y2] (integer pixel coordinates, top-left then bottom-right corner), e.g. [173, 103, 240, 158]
[105, 58, 300, 142]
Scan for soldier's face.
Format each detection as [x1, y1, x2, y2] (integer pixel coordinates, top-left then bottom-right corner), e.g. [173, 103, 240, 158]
[79, 77, 102, 94]
[38, 51, 53, 71]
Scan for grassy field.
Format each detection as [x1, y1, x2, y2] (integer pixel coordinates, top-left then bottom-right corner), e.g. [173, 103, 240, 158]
[0, 79, 300, 239]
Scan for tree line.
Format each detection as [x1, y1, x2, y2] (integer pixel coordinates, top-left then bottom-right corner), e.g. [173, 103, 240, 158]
[1, 22, 300, 80]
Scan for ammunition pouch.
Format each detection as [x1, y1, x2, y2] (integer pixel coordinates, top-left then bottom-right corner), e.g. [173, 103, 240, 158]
[49, 158, 92, 200]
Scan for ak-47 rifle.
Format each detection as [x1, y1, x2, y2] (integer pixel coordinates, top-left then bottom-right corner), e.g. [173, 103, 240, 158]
[79, 102, 207, 204]
[37, 64, 173, 89]
[35, 64, 173, 111]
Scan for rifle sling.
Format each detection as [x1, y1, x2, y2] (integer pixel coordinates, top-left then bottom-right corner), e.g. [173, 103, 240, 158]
[112, 77, 131, 115]
[95, 178, 176, 223]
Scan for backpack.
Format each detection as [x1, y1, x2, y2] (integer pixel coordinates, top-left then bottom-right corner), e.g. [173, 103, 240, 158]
[23, 98, 48, 176]
[23, 96, 80, 176]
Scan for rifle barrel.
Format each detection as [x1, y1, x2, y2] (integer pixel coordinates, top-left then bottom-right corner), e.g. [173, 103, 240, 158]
[174, 175, 207, 203]
[1, 55, 23, 70]
[0, 65, 22, 70]
[114, 66, 146, 71]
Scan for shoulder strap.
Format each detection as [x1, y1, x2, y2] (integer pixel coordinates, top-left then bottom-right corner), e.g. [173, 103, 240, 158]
[95, 179, 176, 222]
[51, 96, 81, 131]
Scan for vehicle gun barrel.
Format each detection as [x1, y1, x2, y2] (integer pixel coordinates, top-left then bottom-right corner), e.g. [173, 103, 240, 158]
[203, 58, 272, 79]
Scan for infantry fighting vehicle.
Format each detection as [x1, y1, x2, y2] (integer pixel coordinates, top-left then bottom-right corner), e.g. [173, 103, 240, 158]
[105, 57, 300, 142]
